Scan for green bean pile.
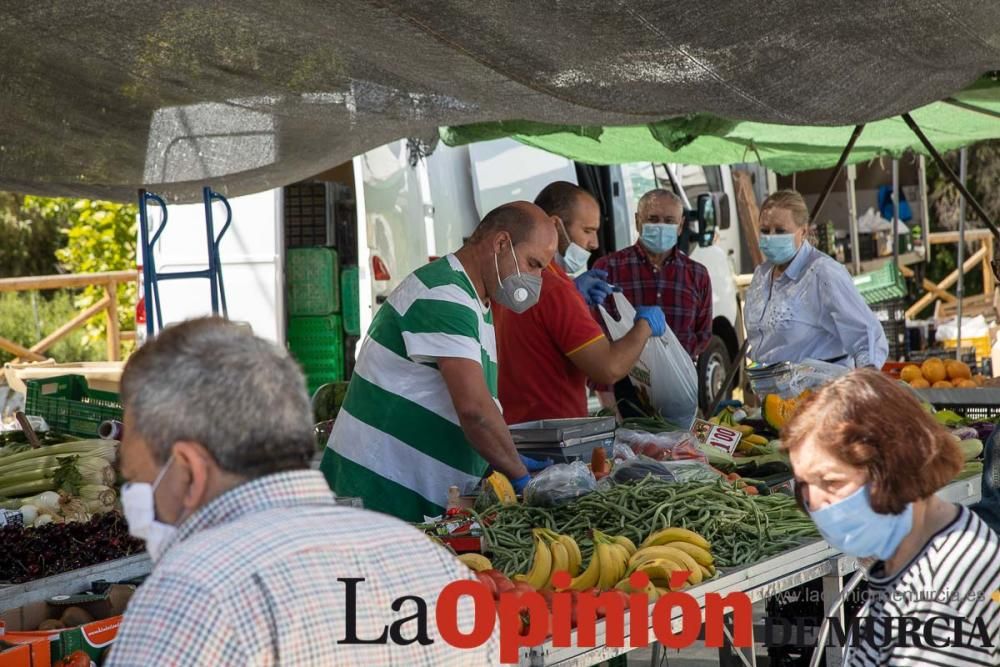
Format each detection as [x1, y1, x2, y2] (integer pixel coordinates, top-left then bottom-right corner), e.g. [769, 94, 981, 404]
[477, 477, 819, 575]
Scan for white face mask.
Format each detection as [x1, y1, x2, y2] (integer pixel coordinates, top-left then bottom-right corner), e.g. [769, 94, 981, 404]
[562, 242, 591, 276]
[121, 457, 178, 563]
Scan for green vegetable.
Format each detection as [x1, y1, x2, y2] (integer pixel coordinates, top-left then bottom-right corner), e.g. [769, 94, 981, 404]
[474, 477, 819, 575]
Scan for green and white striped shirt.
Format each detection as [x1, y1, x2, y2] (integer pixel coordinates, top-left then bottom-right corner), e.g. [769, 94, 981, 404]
[321, 255, 497, 521]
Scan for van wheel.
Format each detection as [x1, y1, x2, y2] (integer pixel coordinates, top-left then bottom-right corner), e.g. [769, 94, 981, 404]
[698, 336, 731, 414]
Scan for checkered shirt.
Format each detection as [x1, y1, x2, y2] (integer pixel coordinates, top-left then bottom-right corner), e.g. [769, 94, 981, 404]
[592, 243, 713, 358]
[106, 470, 500, 666]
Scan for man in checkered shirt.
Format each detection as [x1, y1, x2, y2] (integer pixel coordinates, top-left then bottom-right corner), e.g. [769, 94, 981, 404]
[107, 318, 500, 666]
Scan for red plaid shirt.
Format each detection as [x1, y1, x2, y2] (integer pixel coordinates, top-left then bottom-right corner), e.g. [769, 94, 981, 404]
[592, 243, 713, 358]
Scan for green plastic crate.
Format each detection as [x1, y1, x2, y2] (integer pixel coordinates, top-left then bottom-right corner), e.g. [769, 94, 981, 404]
[288, 314, 345, 385]
[287, 247, 340, 316]
[341, 266, 360, 336]
[25, 375, 123, 438]
[853, 262, 907, 305]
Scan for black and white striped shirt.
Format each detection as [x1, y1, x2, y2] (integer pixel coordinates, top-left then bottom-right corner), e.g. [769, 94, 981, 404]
[844, 506, 1000, 666]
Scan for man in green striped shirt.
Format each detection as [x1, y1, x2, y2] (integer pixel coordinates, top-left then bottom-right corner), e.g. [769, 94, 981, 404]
[321, 202, 559, 521]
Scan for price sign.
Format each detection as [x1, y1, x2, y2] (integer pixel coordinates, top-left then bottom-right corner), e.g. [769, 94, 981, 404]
[689, 418, 742, 455]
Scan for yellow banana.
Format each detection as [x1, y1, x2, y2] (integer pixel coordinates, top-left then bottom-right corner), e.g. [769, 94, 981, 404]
[596, 543, 622, 590]
[548, 540, 569, 586]
[641, 527, 711, 551]
[744, 434, 769, 446]
[662, 541, 714, 568]
[630, 546, 702, 584]
[734, 424, 755, 436]
[655, 586, 670, 598]
[556, 534, 583, 577]
[611, 535, 637, 556]
[457, 553, 493, 572]
[698, 564, 714, 581]
[636, 558, 689, 590]
[516, 530, 552, 589]
[567, 552, 601, 591]
[616, 577, 659, 602]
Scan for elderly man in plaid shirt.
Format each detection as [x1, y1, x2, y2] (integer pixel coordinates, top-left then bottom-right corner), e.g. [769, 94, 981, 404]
[592, 189, 713, 411]
[107, 318, 500, 666]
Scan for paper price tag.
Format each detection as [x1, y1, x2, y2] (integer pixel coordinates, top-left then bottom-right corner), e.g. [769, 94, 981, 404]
[690, 419, 742, 455]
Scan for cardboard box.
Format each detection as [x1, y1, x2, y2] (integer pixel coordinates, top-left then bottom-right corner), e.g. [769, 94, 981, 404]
[0, 637, 50, 667]
[4, 616, 121, 665]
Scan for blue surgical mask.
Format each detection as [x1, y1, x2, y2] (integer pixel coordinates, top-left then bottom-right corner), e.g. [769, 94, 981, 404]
[640, 224, 678, 254]
[759, 233, 800, 265]
[562, 242, 591, 276]
[808, 485, 913, 560]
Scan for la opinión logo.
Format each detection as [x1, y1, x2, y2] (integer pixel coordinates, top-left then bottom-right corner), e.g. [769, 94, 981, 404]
[339, 570, 754, 663]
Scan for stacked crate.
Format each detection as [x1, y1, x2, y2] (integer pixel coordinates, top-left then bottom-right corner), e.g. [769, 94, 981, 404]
[286, 248, 344, 396]
[853, 263, 909, 361]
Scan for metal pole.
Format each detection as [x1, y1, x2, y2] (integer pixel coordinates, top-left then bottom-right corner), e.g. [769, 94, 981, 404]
[810, 125, 865, 223]
[918, 155, 930, 261]
[847, 165, 861, 274]
[957, 148, 968, 361]
[892, 159, 900, 264]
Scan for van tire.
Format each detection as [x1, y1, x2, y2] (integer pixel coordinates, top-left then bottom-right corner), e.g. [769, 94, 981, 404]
[698, 336, 731, 414]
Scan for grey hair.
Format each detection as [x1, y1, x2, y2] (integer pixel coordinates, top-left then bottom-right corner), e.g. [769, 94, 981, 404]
[120, 317, 315, 476]
[638, 188, 684, 214]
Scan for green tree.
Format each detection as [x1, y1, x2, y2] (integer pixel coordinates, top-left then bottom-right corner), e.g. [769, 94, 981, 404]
[55, 200, 138, 351]
[0, 194, 71, 278]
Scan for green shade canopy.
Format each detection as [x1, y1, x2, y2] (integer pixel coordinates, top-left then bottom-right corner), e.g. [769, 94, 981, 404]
[441, 79, 1000, 173]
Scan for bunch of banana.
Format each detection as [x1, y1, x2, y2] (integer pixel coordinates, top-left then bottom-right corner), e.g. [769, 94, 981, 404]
[457, 553, 493, 572]
[514, 528, 584, 589]
[710, 406, 768, 453]
[630, 527, 716, 589]
[554, 530, 634, 591]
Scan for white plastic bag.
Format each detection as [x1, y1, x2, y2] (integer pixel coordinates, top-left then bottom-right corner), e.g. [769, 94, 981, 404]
[599, 293, 698, 429]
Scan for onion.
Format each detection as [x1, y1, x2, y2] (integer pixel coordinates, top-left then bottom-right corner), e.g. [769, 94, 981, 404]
[34, 514, 54, 527]
[19, 504, 39, 525]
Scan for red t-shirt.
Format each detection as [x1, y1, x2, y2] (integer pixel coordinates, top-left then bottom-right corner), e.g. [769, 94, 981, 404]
[494, 263, 607, 425]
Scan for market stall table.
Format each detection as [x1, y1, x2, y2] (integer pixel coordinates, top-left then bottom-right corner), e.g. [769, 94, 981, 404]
[518, 475, 983, 667]
[0, 554, 151, 614]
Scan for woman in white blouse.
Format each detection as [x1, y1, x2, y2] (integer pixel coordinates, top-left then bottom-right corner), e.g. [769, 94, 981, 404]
[745, 190, 889, 369]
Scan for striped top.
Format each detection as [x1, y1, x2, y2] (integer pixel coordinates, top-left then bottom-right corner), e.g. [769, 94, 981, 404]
[321, 255, 496, 521]
[844, 506, 1000, 666]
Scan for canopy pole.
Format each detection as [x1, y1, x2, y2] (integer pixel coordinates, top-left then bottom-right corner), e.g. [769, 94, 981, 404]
[957, 148, 968, 361]
[918, 155, 930, 261]
[847, 164, 861, 274]
[810, 125, 865, 223]
[892, 159, 900, 264]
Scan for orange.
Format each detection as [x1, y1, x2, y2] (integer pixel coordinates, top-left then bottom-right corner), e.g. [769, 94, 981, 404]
[899, 365, 922, 383]
[932, 380, 953, 389]
[945, 360, 972, 381]
[909, 378, 930, 388]
[921, 358, 947, 384]
[957, 379, 978, 388]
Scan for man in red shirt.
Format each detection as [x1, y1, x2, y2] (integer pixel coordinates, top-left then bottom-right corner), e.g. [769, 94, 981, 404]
[592, 188, 713, 410]
[495, 183, 665, 425]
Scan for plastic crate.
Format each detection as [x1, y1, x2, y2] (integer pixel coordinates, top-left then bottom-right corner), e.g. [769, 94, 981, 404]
[869, 297, 906, 323]
[943, 336, 991, 360]
[287, 315, 345, 387]
[25, 375, 123, 438]
[340, 266, 360, 336]
[287, 247, 340, 316]
[854, 263, 907, 305]
[882, 320, 907, 361]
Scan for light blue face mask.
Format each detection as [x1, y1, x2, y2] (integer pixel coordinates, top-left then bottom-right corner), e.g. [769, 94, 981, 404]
[808, 485, 914, 560]
[759, 233, 800, 265]
[640, 223, 678, 254]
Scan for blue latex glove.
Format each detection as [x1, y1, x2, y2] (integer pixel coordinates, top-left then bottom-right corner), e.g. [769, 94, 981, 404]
[511, 473, 532, 495]
[574, 269, 617, 307]
[519, 453, 554, 472]
[635, 306, 667, 337]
